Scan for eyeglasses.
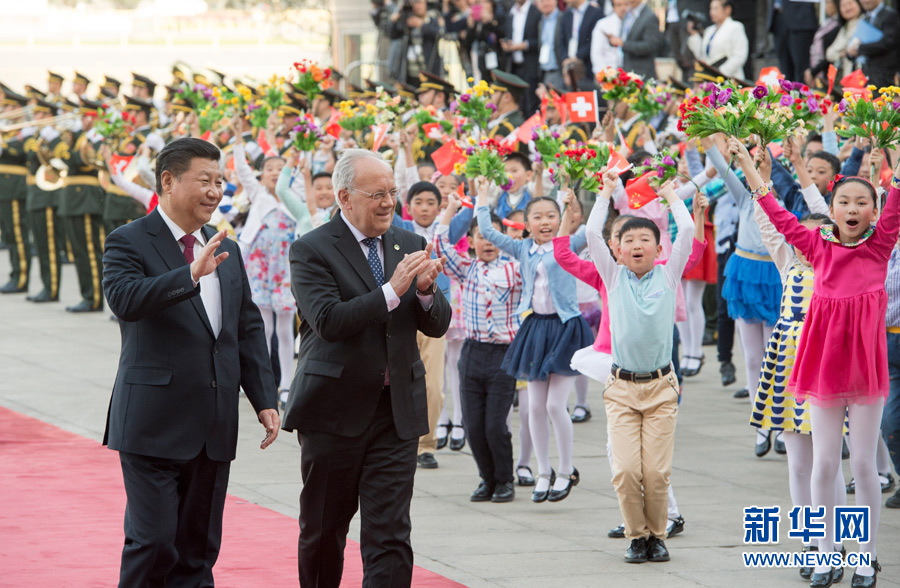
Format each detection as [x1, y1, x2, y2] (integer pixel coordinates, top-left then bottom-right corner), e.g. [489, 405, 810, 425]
[351, 187, 399, 202]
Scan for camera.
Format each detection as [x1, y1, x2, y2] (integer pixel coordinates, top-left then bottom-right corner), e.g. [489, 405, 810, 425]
[681, 9, 708, 30]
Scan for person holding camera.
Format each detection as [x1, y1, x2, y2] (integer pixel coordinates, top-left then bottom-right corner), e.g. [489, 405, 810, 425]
[390, 0, 445, 86]
[686, 0, 748, 79]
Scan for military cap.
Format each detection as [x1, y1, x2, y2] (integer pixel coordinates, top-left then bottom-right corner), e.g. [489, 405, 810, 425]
[280, 92, 307, 116]
[79, 97, 103, 114]
[395, 81, 418, 99]
[132, 73, 158, 95]
[59, 98, 80, 112]
[73, 72, 91, 86]
[32, 98, 57, 115]
[104, 75, 122, 89]
[417, 71, 456, 97]
[48, 71, 65, 84]
[25, 85, 47, 100]
[491, 70, 528, 103]
[123, 95, 154, 115]
[172, 62, 191, 84]
[2, 89, 29, 108]
[668, 77, 690, 95]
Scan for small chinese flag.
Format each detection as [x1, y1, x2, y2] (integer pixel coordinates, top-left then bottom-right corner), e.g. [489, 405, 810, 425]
[625, 173, 658, 209]
[147, 193, 159, 214]
[827, 64, 837, 96]
[564, 91, 597, 124]
[457, 183, 474, 208]
[551, 89, 568, 126]
[256, 132, 277, 157]
[200, 130, 212, 142]
[841, 69, 868, 89]
[324, 108, 342, 138]
[516, 112, 543, 144]
[431, 141, 467, 176]
[109, 154, 134, 175]
[540, 92, 549, 123]
[607, 146, 632, 175]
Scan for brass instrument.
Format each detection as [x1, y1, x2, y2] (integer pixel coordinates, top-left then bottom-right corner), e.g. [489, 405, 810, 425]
[1, 112, 79, 133]
[0, 105, 33, 121]
[34, 138, 68, 191]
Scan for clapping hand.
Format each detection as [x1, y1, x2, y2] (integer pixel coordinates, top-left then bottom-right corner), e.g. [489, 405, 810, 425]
[414, 243, 447, 294]
[190, 230, 230, 283]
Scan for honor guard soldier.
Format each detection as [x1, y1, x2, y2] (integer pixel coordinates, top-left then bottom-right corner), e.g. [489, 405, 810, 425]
[24, 97, 64, 303]
[395, 81, 418, 101]
[487, 70, 527, 141]
[224, 89, 266, 170]
[102, 96, 152, 234]
[0, 89, 32, 294]
[132, 73, 168, 126]
[413, 72, 456, 162]
[71, 72, 91, 102]
[47, 71, 65, 105]
[57, 98, 107, 313]
[100, 75, 121, 100]
[310, 88, 344, 130]
[171, 61, 191, 86]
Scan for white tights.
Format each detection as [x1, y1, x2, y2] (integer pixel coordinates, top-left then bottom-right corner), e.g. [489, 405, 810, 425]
[845, 432, 894, 475]
[261, 308, 296, 392]
[677, 280, 707, 370]
[438, 339, 464, 439]
[737, 319, 774, 441]
[528, 375, 576, 491]
[810, 401, 884, 575]
[514, 387, 534, 471]
[574, 375, 589, 409]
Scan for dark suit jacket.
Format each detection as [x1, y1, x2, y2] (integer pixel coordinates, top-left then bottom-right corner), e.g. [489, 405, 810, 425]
[503, 2, 542, 80]
[858, 6, 900, 88]
[767, 0, 819, 33]
[623, 5, 664, 80]
[283, 213, 451, 440]
[102, 209, 276, 462]
[555, 4, 604, 74]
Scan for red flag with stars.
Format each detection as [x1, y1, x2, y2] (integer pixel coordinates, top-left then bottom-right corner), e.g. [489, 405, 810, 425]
[625, 173, 658, 209]
[431, 141, 467, 176]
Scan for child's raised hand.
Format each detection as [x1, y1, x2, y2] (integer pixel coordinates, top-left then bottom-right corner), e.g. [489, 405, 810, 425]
[784, 137, 800, 165]
[658, 178, 677, 202]
[600, 170, 618, 197]
[727, 137, 751, 165]
[446, 190, 461, 212]
[475, 176, 490, 206]
[869, 148, 885, 177]
[299, 153, 311, 177]
[285, 148, 298, 169]
[561, 188, 576, 207]
[694, 192, 709, 215]
[758, 147, 773, 183]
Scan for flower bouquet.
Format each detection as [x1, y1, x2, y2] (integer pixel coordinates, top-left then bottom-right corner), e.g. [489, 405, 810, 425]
[596, 67, 644, 103]
[629, 80, 673, 122]
[462, 137, 513, 190]
[240, 80, 286, 129]
[337, 100, 377, 133]
[745, 81, 826, 148]
[94, 104, 130, 140]
[633, 150, 679, 183]
[412, 106, 453, 141]
[531, 126, 563, 164]
[451, 79, 497, 135]
[677, 82, 754, 139]
[550, 143, 610, 193]
[177, 83, 224, 133]
[374, 88, 413, 129]
[290, 115, 323, 152]
[292, 60, 333, 103]
[836, 86, 900, 149]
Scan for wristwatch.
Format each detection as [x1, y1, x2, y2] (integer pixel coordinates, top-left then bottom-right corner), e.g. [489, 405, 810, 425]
[417, 282, 437, 295]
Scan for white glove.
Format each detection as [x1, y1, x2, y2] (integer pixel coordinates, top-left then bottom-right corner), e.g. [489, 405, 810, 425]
[40, 126, 61, 142]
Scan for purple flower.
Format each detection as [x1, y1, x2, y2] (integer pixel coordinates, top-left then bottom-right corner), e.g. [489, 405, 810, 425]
[838, 99, 848, 113]
[701, 82, 716, 93]
[779, 79, 793, 93]
[753, 85, 768, 100]
[656, 96, 666, 104]
[551, 130, 560, 139]
[500, 179, 514, 191]
[893, 101, 900, 111]
[248, 103, 260, 111]
[656, 168, 666, 178]
[533, 153, 542, 162]
[643, 158, 652, 167]
[807, 98, 819, 112]
[486, 103, 497, 112]
[718, 88, 733, 105]
[465, 146, 475, 155]
[459, 93, 471, 103]
[780, 94, 793, 107]
[662, 155, 676, 167]
[449, 100, 459, 112]
[532, 130, 539, 141]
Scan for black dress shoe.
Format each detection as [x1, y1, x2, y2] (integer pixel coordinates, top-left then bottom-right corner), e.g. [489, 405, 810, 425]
[416, 453, 438, 469]
[435, 423, 449, 450]
[491, 482, 515, 503]
[531, 469, 555, 503]
[886, 487, 900, 508]
[26, 290, 58, 303]
[734, 387, 749, 398]
[608, 524, 626, 538]
[516, 465, 535, 487]
[66, 300, 102, 313]
[571, 405, 591, 423]
[800, 546, 817, 579]
[809, 568, 834, 588]
[646, 537, 670, 562]
[850, 560, 880, 587]
[0, 281, 27, 294]
[470, 480, 495, 502]
[547, 468, 579, 502]
[774, 434, 786, 455]
[666, 516, 684, 538]
[449, 427, 466, 451]
[756, 432, 772, 458]
[624, 538, 648, 563]
[881, 472, 895, 493]
[720, 362, 737, 386]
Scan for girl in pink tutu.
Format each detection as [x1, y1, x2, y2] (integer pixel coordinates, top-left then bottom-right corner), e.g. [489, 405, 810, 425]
[731, 137, 900, 587]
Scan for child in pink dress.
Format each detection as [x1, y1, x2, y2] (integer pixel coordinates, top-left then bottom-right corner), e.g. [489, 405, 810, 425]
[733, 136, 900, 585]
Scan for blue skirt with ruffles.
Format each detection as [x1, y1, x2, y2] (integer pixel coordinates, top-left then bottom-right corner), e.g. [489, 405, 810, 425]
[723, 249, 782, 326]
[502, 313, 593, 381]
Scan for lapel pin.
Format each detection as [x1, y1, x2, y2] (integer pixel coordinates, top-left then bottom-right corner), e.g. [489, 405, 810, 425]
[393, 244, 400, 250]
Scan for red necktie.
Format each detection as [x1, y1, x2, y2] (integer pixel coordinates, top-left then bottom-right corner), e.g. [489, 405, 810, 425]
[180, 234, 196, 263]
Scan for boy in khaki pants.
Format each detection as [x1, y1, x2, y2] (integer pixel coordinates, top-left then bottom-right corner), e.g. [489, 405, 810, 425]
[586, 171, 695, 564]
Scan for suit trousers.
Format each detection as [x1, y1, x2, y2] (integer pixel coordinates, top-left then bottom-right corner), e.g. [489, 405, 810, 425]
[603, 371, 679, 541]
[118, 448, 231, 588]
[772, 13, 814, 82]
[297, 387, 418, 588]
[458, 339, 517, 485]
[417, 332, 446, 454]
[511, 62, 540, 117]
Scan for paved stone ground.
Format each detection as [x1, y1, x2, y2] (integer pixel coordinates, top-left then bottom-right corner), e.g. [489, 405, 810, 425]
[0, 255, 897, 587]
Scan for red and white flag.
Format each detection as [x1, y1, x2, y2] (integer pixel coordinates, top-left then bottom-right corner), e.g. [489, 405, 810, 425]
[516, 112, 544, 144]
[756, 66, 784, 88]
[564, 91, 599, 124]
[370, 124, 391, 151]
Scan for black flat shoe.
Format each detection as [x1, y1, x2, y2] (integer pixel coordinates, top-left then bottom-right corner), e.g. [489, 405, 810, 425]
[682, 356, 704, 377]
[491, 482, 515, 503]
[720, 361, 737, 386]
[547, 468, 579, 502]
[608, 524, 625, 538]
[449, 426, 466, 451]
[834, 547, 846, 583]
[66, 300, 102, 313]
[435, 423, 449, 450]
[756, 432, 772, 458]
[646, 537, 670, 562]
[624, 538, 648, 563]
[881, 472, 895, 493]
[416, 453, 438, 469]
[810, 569, 834, 588]
[886, 487, 900, 508]
[470, 480, 494, 502]
[516, 465, 535, 487]
[666, 516, 684, 538]
[800, 546, 818, 579]
[846, 477, 856, 495]
[571, 405, 591, 423]
[774, 434, 786, 455]
[850, 560, 880, 587]
[531, 470, 555, 503]
[734, 387, 749, 398]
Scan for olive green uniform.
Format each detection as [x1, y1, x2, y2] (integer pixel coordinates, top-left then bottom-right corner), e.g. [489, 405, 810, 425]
[0, 132, 31, 292]
[24, 134, 63, 301]
[103, 130, 147, 233]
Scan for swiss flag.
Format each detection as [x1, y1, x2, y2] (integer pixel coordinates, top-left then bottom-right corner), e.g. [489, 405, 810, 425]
[422, 123, 445, 141]
[756, 66, 784, 88]
[564, 91, 598, 124]
[109, 154, 134, 175]
[625, 173, 658, 209]
[607, 146, 632, 175]
[516, 112, 543, 144]
[431, 141, 467, 176]
[841, 69, 868, 89]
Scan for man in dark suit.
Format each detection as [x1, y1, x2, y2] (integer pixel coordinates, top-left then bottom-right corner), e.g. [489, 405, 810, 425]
[767, 0, 819, 82]
[609, 0, 664, 80]
[283, 149, 451, 588]
[555, 0, 604, 89]
[501, 0, 542, 116]
[102, 137, 280, 587]
[848, 0, 900, 89]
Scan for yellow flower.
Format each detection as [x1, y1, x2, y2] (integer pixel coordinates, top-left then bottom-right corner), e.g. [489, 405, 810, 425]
[453, 162, 466, 175]
[467, 136, 476, 145]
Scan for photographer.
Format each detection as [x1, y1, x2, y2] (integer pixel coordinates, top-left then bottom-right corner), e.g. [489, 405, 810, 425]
[673, 1, 711, 73]
[464, 0, 507, 83]
[390, 0, 446, 86]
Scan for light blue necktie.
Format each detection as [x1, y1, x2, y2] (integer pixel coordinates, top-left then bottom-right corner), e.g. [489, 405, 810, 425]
[362, 237, 385, 287]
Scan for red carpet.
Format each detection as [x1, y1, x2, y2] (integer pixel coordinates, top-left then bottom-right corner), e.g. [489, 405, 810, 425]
[0, 406, 464, 587]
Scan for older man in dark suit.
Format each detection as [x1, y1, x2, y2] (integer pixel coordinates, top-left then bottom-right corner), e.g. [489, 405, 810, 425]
[102, 137, 280, 587]
[284, 149, 451, 588]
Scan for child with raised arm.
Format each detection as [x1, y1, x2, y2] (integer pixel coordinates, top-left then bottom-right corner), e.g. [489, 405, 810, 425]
[586, 170, 694, 565]
[434, 179, 523, 502]
[732, 136, 900, 586]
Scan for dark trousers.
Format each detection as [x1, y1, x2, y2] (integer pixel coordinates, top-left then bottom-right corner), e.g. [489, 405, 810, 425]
[884, 333, 900, 475]
[118, 448, 230, 588]
[297, 387, 417, 588]
[0, 199, 30, 289]
[510, 62, 539, 117]
[28, 206, 61, 298]
[63, 213, 105, 309]
[716, 250, 735, 364]
[772, 14, 815, 82]
[458, 339, 516, 485]
[672, 327, 682, 385]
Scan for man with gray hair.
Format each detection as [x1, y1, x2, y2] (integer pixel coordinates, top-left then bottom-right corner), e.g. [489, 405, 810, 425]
[283, 149, 451, 587]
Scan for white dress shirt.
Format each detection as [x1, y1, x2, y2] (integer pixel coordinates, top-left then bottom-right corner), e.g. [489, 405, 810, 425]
[569, 0, 590, 57]
[157, 205, 223, 337]
[510, 0, 532, 64]
[591, 13, 624, 74]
